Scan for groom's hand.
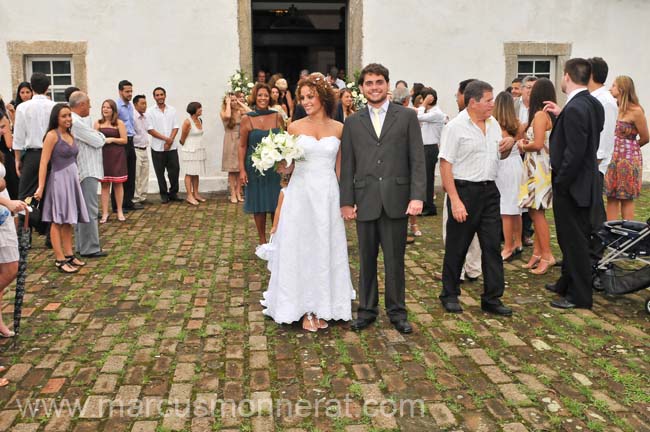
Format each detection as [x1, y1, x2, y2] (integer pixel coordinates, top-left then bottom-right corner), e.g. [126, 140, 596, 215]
[405, 200, 423, 216]
[341, 205, 357, 220]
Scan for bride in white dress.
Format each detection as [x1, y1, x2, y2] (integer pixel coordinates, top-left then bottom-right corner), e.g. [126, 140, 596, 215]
[260, 73, 355, 332]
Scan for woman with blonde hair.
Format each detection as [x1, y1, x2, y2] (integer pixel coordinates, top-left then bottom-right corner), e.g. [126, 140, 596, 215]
[221, 92, 250, 203]
[94, 99, 128, 223]
[605, 75, 649, 220]
[493, 91, 525, 261]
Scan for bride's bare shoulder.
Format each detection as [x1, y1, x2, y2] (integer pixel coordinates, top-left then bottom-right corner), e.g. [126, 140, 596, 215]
[331, 119, 344, 138]
[287, 118, 308, 135]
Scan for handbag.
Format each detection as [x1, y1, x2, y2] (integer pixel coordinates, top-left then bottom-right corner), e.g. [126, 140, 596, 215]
[24, 196, 46, 234]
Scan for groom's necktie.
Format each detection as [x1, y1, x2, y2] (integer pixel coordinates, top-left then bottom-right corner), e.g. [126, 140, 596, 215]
[371, 107, 382, 137]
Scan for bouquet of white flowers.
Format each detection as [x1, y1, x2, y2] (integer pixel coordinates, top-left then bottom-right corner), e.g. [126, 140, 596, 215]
[228, 70, 255, 97]
[251, 131, 304, 176]
[346, 81, 367, 110]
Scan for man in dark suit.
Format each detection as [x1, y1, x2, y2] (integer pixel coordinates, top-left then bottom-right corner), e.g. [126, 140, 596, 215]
[340, 63, 426, 334]
[544, 58, 605, 309]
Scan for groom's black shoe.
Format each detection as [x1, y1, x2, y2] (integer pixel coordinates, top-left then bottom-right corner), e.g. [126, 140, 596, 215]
[392, 319, 413, 334]
[350, 317, 375, 331]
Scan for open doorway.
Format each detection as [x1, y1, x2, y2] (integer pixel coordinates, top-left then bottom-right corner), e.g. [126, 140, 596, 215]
[252, 1, 348, 88]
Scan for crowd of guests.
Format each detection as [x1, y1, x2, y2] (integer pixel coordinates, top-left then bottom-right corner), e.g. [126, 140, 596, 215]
[0, 57, 644, 343]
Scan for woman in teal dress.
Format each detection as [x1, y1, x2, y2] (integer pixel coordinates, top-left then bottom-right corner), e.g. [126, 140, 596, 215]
[239, 83, 283, 245]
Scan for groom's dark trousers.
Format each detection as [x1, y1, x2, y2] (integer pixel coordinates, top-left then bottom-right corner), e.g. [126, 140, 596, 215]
[356, 211, 409, 321]
[340, 102, 426, 323]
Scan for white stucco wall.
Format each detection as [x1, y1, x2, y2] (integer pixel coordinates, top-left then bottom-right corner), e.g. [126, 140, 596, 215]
[362, 0, 650, 180]
[3, 0, 650, 190]
[0, 0, 240, 193]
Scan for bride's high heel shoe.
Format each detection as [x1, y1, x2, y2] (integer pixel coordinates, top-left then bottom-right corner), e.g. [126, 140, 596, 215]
[522, 255, 541, 269]
[302, 313, 318, 332]
[317, 318, 328, 329]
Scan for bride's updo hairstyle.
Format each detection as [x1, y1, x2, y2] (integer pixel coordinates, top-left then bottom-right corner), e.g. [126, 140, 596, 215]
[296, 72, 336, 118]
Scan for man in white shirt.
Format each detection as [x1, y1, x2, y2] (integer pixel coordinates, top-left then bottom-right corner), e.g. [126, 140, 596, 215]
[587, 58, 617, 221]
[439, 80, 514, 316]
[147, 87, 180, 203]
[514, 76, 537, 125]
[416, 87, 448, 215]
[12, 73, 56, 201]
[436, 79, 482, 284]
[513, 75, 537, 247]
[132, 95, 150, 204]
[587, 57, 618, 273]
[329, 67, 346, 90]
[69, 91, 108, 258]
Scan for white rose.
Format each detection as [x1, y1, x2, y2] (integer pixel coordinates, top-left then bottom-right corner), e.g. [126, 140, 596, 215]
[247, 82, 254, 88]
[233, 73, 241, 80]
[347, 83, 354, 88]
[234, 87, 241, 92]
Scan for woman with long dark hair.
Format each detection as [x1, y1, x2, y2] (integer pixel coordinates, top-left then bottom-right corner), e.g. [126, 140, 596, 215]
[5, 82, 33, 126]
[95, 99, 128, 223]
[493, 91, 524, 261]
[34, 104, 89, 273]
[517, 78, 556, 274]
[239, 83, 284, 245]
[335, 88, 356, 122]
[605, 75, 649, 220]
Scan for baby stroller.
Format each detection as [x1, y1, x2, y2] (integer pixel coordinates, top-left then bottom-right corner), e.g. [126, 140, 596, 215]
[594, 218, 650, 314]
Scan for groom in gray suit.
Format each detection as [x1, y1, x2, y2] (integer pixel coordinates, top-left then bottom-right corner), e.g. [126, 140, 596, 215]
[340, 63, 426, 334]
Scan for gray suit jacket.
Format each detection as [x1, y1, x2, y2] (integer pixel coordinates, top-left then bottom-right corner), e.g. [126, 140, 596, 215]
[340, 102, 426, 221]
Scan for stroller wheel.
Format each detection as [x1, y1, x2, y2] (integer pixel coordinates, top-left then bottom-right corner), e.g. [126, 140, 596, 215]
[646, 297, 650, 315]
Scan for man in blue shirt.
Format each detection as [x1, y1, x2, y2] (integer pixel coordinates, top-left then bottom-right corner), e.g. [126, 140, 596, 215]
[113, 80, 143, 210]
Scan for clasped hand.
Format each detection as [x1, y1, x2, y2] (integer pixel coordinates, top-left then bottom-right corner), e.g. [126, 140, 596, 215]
[341, 205, 357, 221]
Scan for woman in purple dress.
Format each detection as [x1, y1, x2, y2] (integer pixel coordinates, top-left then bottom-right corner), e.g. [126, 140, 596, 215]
[34, 104, 89, 274]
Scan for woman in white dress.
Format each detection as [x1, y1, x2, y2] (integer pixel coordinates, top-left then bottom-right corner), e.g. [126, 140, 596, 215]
[260, 73, 355, 332]
[179, 102, 207, 205]
[493, 92, 525, 261]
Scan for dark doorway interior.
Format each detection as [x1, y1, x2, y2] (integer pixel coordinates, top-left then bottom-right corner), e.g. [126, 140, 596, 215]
[252, 1, 347, 88]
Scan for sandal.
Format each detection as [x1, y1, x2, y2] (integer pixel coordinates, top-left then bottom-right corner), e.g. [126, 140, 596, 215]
[522, 255, 541, 269]
[99, 215, 109, 224]
[55, 260, 79, 274]
[0, 378, 9, 387]
[410, 223, 422, 237]
[0, 329, 15, 338]
[195, 196, 207, 203]
[66, 255, 85, 267]
[302, 313, 318, 332]
[186, 199, 199, 206]
[530, 258, 554, 275]
[0, 365, 7, 373]
[317, 318, 329, 329]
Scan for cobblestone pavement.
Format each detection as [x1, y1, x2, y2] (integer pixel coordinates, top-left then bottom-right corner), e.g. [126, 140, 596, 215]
[0, 189, 648, 432]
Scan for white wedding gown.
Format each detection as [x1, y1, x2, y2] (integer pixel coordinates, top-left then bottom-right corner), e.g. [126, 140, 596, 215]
[260, 135, 355, 323]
